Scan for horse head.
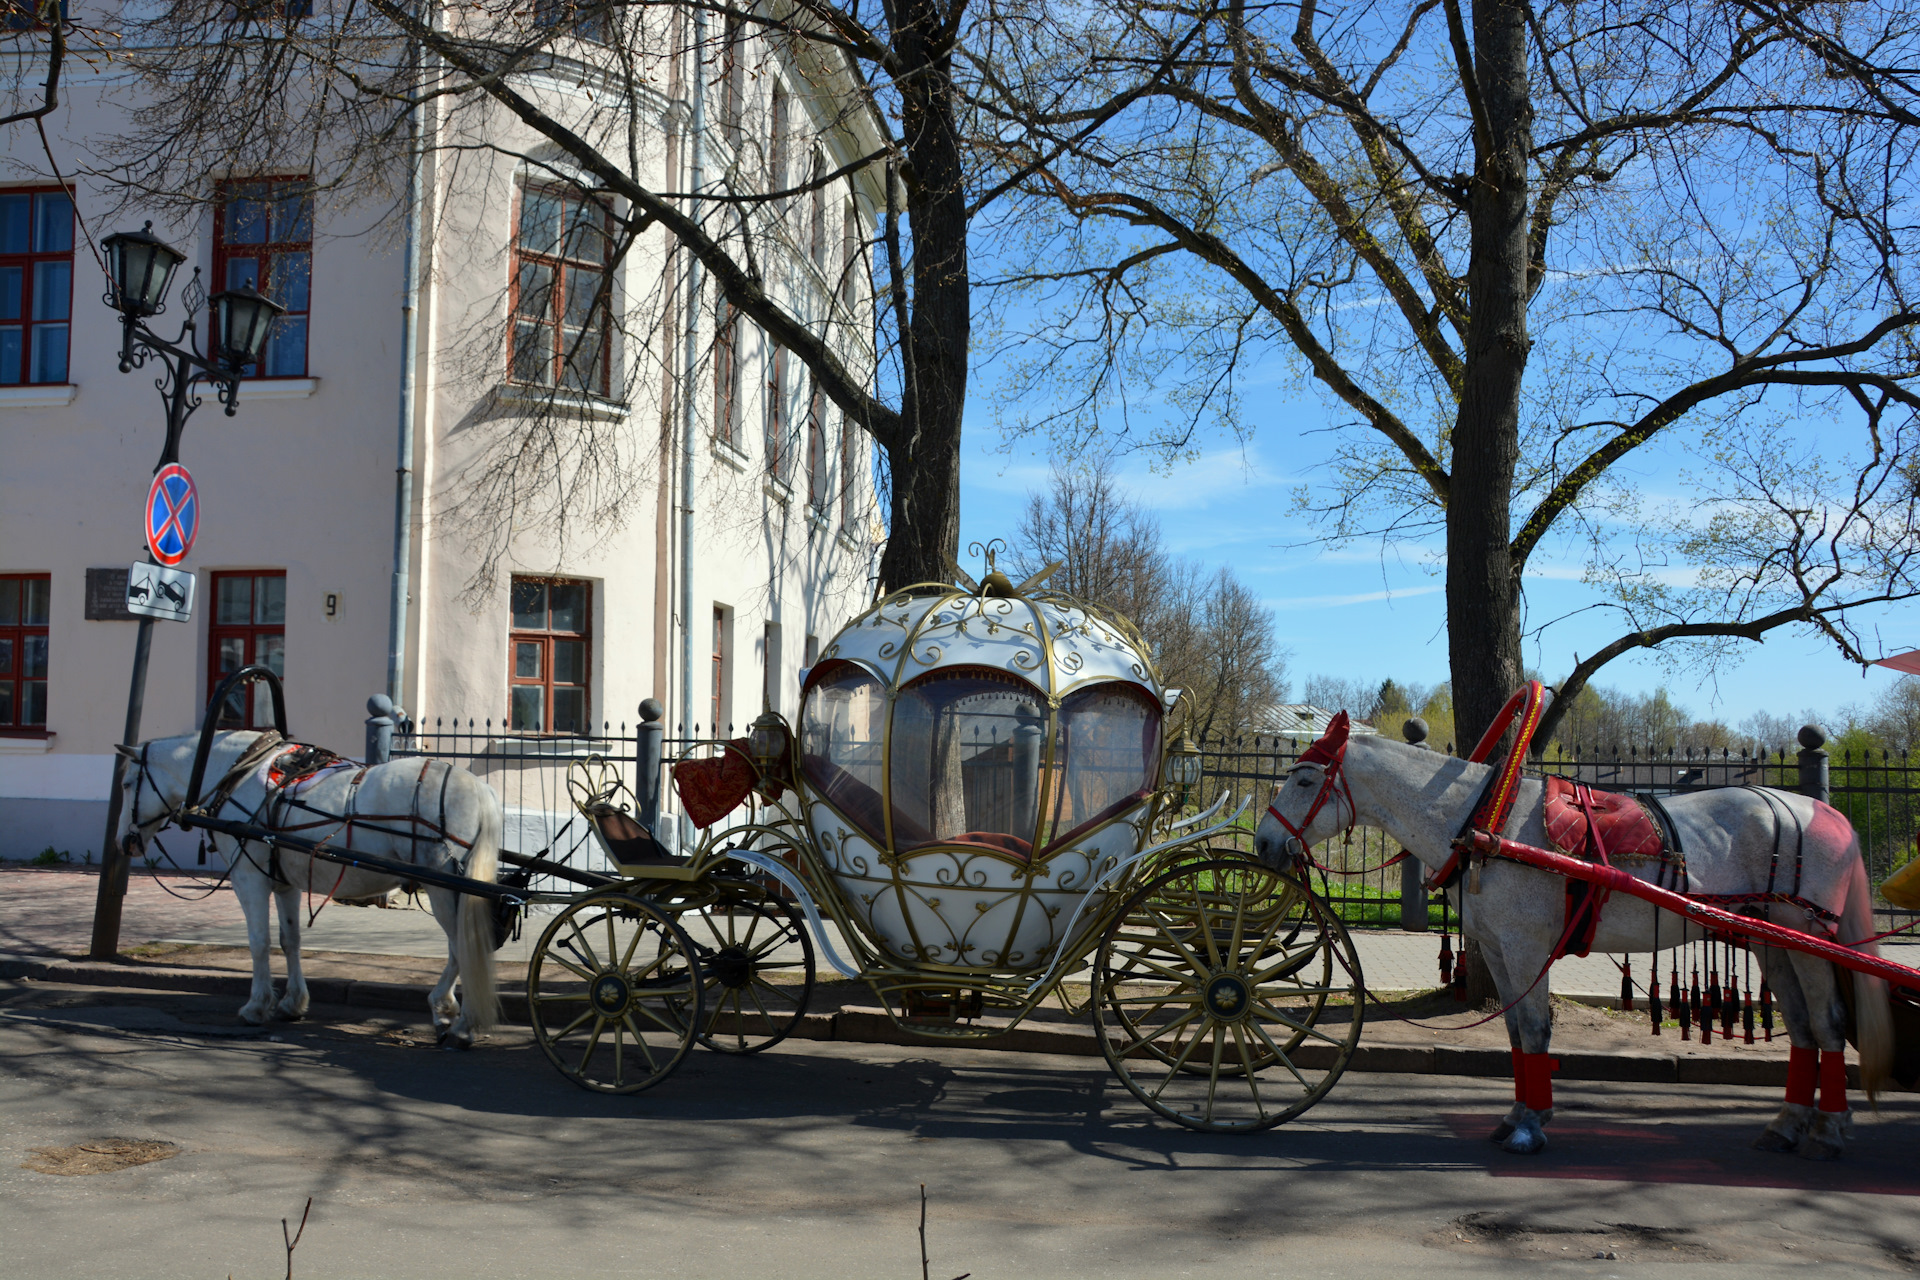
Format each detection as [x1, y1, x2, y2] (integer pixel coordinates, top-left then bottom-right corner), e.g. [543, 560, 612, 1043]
[1254, 711, 1354, 868]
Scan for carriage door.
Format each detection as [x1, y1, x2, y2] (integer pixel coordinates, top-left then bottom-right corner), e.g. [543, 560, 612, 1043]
[209, 571, 286, 728]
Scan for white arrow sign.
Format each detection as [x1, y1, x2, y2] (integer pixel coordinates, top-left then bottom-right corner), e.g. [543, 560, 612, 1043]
[126, 562, 195, 623]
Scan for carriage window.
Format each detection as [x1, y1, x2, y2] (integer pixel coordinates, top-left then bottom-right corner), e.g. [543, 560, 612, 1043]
[1039, 681, 1161, 850]
[209, 571, 285, 728]
[509, 576, 591, 734]
[0, 574, 50, 732]
[890, 667, 1047, 858]
[799, 661, 888, 843]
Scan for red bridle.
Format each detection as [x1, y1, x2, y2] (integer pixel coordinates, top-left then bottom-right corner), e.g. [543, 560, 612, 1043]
[1266, 711, 1357, 855]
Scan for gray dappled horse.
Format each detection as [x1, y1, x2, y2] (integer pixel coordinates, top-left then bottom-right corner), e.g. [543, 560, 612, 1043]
[118, 730, 501, 1047]
[1256, 714, 1894, 1159]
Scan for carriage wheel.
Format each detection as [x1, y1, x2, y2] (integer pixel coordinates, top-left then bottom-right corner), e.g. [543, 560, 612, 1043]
[674, 892, 816, 1053]
[527, 892, 704, 1094]
[1092, 858, 1364, 1132]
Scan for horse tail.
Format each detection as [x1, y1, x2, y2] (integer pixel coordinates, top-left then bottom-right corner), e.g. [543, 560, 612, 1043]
[1844, 845, 1892, 1103]
[455, 785, 503, 1034]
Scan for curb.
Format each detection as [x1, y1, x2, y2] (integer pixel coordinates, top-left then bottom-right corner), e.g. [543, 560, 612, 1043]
[0, 952, 1840, 1088]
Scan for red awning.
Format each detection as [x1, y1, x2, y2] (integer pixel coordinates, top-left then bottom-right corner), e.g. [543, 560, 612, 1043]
[1876, 651, 1920, 675]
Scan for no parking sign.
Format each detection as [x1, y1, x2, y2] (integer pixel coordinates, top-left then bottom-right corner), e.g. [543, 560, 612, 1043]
[145, 463, 199, 566]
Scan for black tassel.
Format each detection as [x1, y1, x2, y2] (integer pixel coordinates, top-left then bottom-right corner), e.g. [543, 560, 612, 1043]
[1721, 973, 1738, 1042]
[1674, 962, 1688, 1039]
[1649, 973, 1663, 1036]
[1706, 956, 1721, 1018]
[1620, 957, 1634, 1011]
[1438, 933, 1454, 987]
[1742, 989, 1755, 1044]
[1695, 961, 1710, 1044]
[1760, 981, 1773, 1041]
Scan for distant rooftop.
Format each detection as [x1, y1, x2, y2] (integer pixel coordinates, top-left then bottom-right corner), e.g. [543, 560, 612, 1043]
[1250, 704, 1380, 742]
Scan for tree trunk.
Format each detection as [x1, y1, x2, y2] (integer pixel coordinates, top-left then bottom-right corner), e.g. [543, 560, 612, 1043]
[1446, 0, 1532, 747]
[877, 0, 969, 593]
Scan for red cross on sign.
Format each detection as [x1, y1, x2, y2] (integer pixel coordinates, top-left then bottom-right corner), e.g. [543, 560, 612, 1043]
[145, 464, 199, 567]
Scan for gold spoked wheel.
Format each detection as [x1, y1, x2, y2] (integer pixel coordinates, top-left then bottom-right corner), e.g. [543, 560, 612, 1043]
[676, 893, 816, 1053]
[1092, 858, 1364, 1132]
[528, 892, 704, 1094]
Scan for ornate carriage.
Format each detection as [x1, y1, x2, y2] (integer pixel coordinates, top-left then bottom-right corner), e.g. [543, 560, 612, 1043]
[527, 551, 1366, 1131]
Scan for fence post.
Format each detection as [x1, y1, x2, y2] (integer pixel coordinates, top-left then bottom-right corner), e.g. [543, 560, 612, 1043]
[1400, 717, 1430, 932]
[1798, 724, 1830, 804]
[637, 697, 665, 833]
[365, 694, 395, 765]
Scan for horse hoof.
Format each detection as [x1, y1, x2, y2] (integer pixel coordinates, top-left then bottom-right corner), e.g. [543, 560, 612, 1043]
[1488, 1121, 1516, 1143]
[440, 1029, 474, 1051]
[1753, 1128, 1799, 1153]
[1502, 1127, 1548, 1155]
[238, 1006, 271, 1026]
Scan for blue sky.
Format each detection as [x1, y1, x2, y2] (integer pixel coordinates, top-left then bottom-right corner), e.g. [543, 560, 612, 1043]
[954, 397, 1910, 732]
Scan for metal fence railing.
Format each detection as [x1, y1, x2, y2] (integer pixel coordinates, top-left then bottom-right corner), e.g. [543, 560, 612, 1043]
[383, 699, 1920, 936]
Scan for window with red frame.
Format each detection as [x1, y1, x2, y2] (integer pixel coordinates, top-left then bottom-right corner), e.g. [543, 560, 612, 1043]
[509, 577, 591, 734]
[510, 186, 611, 395]
[0, 188, 73, 386]
[209, 572, 285, 728]
[0, 575, 49, 732]
[214, 179, 312, 378]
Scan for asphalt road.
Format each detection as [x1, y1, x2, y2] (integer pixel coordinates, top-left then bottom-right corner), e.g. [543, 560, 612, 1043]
[4, 978, 1919, 1280]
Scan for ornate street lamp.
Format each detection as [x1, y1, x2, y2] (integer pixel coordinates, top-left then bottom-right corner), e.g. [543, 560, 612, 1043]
[102, 223, 186, 318]
[90, 219, 285, 962]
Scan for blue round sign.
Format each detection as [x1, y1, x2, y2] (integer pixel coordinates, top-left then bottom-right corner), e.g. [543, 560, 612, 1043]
[146, 463, 199, 567]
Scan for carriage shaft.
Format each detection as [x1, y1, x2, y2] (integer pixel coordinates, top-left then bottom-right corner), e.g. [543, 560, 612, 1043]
[175, 811, 527, 904]
[1459, 830, 1920, 993]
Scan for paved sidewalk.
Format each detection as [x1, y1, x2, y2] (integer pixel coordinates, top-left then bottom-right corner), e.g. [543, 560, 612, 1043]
[4, 866, 1643, 995]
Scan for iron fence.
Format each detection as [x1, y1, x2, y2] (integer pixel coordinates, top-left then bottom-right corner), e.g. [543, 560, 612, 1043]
[385, 700, 1920, 936]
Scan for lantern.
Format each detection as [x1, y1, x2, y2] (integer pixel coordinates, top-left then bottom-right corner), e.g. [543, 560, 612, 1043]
[210, 285, 285, 369]
[1167, 734, 1203, 801]
[102, 223, 186, 318]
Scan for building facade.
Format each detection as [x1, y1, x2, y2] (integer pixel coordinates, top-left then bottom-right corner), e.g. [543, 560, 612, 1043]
[0, 9, 884, 859]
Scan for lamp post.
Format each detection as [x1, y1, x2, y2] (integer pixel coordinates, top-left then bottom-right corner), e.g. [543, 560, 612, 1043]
[88, 223, 285, 960]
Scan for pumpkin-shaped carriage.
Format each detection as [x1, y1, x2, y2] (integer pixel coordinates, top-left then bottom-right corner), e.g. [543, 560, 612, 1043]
[533, 555, 1366, 1130]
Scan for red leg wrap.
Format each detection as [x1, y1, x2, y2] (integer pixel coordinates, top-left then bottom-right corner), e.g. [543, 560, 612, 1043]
[1520, 1053, 1558, 1112]
[1819, 1049, 1848, 1114]
[1511, 1046, 1524, 1103]
[1785, 1045, 1817, 1108]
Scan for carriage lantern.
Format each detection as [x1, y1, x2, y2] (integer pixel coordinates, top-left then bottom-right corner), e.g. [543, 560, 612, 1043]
[747, 708, 792, 793]
[1166, 733, 1203, 803]
[209, 285, 285, 369]
[103, 223, 187, 318]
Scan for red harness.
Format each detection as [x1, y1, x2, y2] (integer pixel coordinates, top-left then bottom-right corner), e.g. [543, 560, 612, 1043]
[1266, 711, 1359, 853]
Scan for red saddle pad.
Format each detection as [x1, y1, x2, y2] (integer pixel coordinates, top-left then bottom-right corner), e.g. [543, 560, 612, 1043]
[1543, 776, 1665, 860]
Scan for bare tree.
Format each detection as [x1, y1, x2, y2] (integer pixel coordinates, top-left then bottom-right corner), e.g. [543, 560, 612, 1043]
[1009, 456, 1288, 738]
[975, 0, 1920, 748]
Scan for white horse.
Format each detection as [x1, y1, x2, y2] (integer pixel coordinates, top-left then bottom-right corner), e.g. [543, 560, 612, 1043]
[1255, 714, 1895, 1159]
[117, 730, 501, 1047]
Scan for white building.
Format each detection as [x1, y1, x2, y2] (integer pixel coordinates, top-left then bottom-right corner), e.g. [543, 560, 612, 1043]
[0, 8, 885, 859]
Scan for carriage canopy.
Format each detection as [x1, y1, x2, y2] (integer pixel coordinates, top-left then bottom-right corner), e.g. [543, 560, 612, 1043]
[797, 572, 1168, 864]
